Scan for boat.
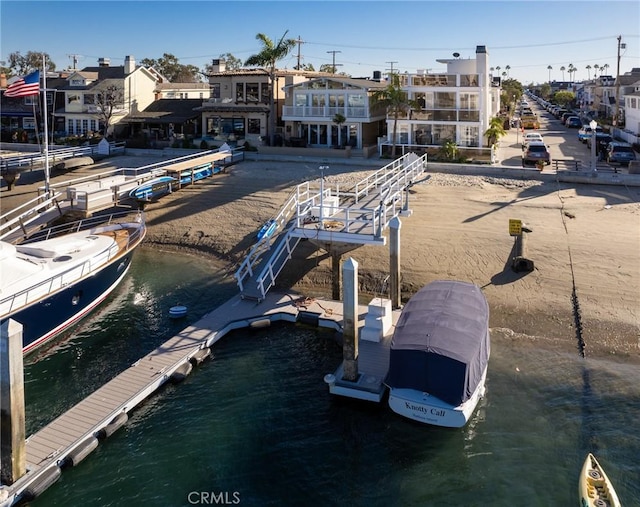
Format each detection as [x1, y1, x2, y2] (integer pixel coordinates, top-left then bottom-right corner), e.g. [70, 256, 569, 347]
[384, 280, 490, 428]
[257, 219, 277, 241]
[178, 164, 213, 186]
[129, 176, 176, 202]
[0, 210, 147, 354]
[579, 453, 621, 507]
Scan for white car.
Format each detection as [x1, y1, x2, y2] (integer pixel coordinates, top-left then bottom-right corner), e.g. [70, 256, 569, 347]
[522, 133, 543, 149]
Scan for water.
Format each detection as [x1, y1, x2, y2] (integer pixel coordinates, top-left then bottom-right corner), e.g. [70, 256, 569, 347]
[22, 248, 640, 506]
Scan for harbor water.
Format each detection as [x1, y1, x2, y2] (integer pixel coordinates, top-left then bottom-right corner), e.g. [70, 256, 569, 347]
[23, 248, 640, 506]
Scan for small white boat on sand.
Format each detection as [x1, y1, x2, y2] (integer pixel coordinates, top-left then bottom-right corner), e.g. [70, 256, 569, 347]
[579, 453, 621, 507]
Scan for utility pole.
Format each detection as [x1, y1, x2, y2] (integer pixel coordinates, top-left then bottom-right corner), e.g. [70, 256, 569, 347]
[326, 50, 342, 74]
[385, 61, 398, 78]
[295, 36, 305, 70]
[614, 35, 625, 126]
[67, 54, 81, 70]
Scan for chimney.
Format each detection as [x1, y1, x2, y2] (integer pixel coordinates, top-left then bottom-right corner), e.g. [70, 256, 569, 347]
[98, 57, 111, 67]
[0, 73, 7, 89]
[124, 55, 135, 74]
[211, 59, 226, 73]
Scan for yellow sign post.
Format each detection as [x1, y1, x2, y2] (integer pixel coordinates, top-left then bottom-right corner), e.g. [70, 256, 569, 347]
[509, 219, 522, 237]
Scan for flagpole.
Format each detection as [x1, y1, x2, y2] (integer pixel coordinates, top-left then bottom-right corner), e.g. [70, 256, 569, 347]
[42, 54, 50, 195]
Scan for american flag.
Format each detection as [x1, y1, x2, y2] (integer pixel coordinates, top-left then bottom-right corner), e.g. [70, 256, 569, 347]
[4, 70, 40, 98]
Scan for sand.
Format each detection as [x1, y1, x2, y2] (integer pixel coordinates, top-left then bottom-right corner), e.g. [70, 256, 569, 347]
[2, 154, 639, 362]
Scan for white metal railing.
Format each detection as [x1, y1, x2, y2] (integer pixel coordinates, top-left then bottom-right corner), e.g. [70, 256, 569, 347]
[0, 192, 62, 240]
[1, 211, 145, 317]
[0, 143, 126, 172]
[235, 153, 428, 300]
[282, 105, 369, 119]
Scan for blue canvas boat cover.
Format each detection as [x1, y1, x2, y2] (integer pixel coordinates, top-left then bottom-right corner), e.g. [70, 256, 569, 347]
[385, 280, 490, 406]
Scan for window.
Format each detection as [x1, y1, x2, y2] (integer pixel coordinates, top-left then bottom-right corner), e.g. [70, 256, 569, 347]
[68, 119, 74, 134]
[84, 94, 95, 105]
[434, 92, 455, 109]
[294, 94, 307, 107]
[460, 93, 478, 110]
[261, 83, 269, 103]
[236, 83, 244, 101]
[211, 83, 221, 99]
[82, 119, 88, 134]
[248, 118, 261, 134]
[246, 83, 259, 102]
[68, 94, 81, 104]
[24, 96, 37, 106]
[460, 74, 479, 87]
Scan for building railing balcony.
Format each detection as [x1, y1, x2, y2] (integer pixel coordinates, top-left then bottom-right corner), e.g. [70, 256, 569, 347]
[282, 105, 369, 119]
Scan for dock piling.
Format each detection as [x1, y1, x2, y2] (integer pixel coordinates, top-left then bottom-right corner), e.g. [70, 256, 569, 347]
[342, 258, 359, 381]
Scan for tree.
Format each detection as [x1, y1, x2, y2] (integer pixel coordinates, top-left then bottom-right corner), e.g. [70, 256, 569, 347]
[140, 53, 201, 82]
[553, 90, 575, 107]
[594, 64, 600, 77]
[371, 73, 419, 158]
[505, 65, 511, 78]
[586, 65, 592, 80]
[560, 66, 566, 81]
[7, 51, 55, 76]
[547, 65, 552, 82]
[332, 113, 346, 147]
[244, 30, 297, 146]
[500, 78, 524, 106]
[92, 80, 125, 137]
[484, 116, 506, 147]
[539, 83, 551, 100]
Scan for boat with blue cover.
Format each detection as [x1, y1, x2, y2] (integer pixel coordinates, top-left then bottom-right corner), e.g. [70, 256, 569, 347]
[385, 280, 490, 428]
[257, 219, 277, 240]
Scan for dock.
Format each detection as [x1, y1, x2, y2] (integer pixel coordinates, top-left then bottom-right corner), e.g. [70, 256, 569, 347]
[0, 291, 399, 506]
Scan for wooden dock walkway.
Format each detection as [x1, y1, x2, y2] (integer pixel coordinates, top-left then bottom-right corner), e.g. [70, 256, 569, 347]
[0, 291, 399, 506]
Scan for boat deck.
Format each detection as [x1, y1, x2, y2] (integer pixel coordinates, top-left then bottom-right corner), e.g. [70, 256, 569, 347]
[0, 292, 399, 506]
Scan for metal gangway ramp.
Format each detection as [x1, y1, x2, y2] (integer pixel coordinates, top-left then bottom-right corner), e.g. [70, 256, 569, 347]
[235, 153, 427, 302]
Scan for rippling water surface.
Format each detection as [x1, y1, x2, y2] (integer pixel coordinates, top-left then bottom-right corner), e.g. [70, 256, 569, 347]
[24, 248, 640, 506]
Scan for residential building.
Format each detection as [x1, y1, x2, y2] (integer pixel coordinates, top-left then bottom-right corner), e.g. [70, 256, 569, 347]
[56, 55, 159, 137]
[379, 45, 499, 150]
[281, 75, 388, 149]
[154, 81, 210, 100]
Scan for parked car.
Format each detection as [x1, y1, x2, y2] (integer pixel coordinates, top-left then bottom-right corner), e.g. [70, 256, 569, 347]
[605, 142, 637, 166]
[560, 112, 576, 125]
[522, 141, 551, 167]
[586, 133, 613, 157]
[578, 124, 603, 143]
[564, 116, 582, 128]
[522, 132, 544, 149]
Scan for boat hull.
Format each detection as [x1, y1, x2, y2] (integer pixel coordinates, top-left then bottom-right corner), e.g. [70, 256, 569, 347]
[388, 368, 487, 428]
[3, 252, 134, 354]
[129, 176, 176, 202]
[579, 453, 621, 507]
[1, 213, 146, 354]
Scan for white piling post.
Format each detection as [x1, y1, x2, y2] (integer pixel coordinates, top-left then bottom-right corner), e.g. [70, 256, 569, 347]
[342, 258, 359, 381]
[389, 216, 402, 309]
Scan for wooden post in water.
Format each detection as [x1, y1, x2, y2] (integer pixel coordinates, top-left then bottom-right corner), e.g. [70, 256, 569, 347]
[1, 319, 26, 485]
[389, 216, 402, 309]
[342, 258, 359, 381]
[331, 251, 342, 301]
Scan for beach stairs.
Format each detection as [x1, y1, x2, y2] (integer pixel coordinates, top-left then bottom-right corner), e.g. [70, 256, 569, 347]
[361, 298, 393, 342]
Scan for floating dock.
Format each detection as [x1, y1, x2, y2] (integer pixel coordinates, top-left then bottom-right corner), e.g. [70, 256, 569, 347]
[0, 291, 398, 506]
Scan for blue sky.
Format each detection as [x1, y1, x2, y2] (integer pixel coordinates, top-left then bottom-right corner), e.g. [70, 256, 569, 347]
[1, 1, 638, 84]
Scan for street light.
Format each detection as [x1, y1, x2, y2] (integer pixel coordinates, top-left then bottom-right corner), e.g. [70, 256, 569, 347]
[589, 119, 598, 175]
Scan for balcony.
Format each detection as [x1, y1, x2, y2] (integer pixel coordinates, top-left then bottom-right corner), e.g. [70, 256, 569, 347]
[282, 105, 369, 120]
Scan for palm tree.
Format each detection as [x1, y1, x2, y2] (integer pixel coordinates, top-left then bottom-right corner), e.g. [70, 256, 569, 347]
[484, 116, 506, 147]
[496, 66, 501, 76]
[505, 65, 511, 78]
[547, 65, 552, 82]
[586, 65, 592, 80]
[593, 64, 600, 77]
[560, 66, 566, 81]
[245, 30, 297, 146]
[568, 64, 575, 82]
[602, 63, 610, 75]
[371, 73, 419, 158]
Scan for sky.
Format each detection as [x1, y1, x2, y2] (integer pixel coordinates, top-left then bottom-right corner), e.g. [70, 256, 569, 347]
[1, 0, 639, 85]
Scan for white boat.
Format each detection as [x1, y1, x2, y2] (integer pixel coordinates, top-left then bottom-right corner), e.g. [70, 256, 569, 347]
[0, 211, 146, 354]
[384, 280, 490, 428]
[579, 453, 621, 507]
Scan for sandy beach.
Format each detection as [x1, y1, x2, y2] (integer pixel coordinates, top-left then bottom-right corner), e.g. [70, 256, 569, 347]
[2, 153, 639, 362]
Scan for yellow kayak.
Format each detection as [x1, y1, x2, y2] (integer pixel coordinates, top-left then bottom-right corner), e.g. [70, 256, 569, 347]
[579, 453, 621, 507]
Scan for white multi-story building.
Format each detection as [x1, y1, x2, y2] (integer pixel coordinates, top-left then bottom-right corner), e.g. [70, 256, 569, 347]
[382, 45, 500, 150]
